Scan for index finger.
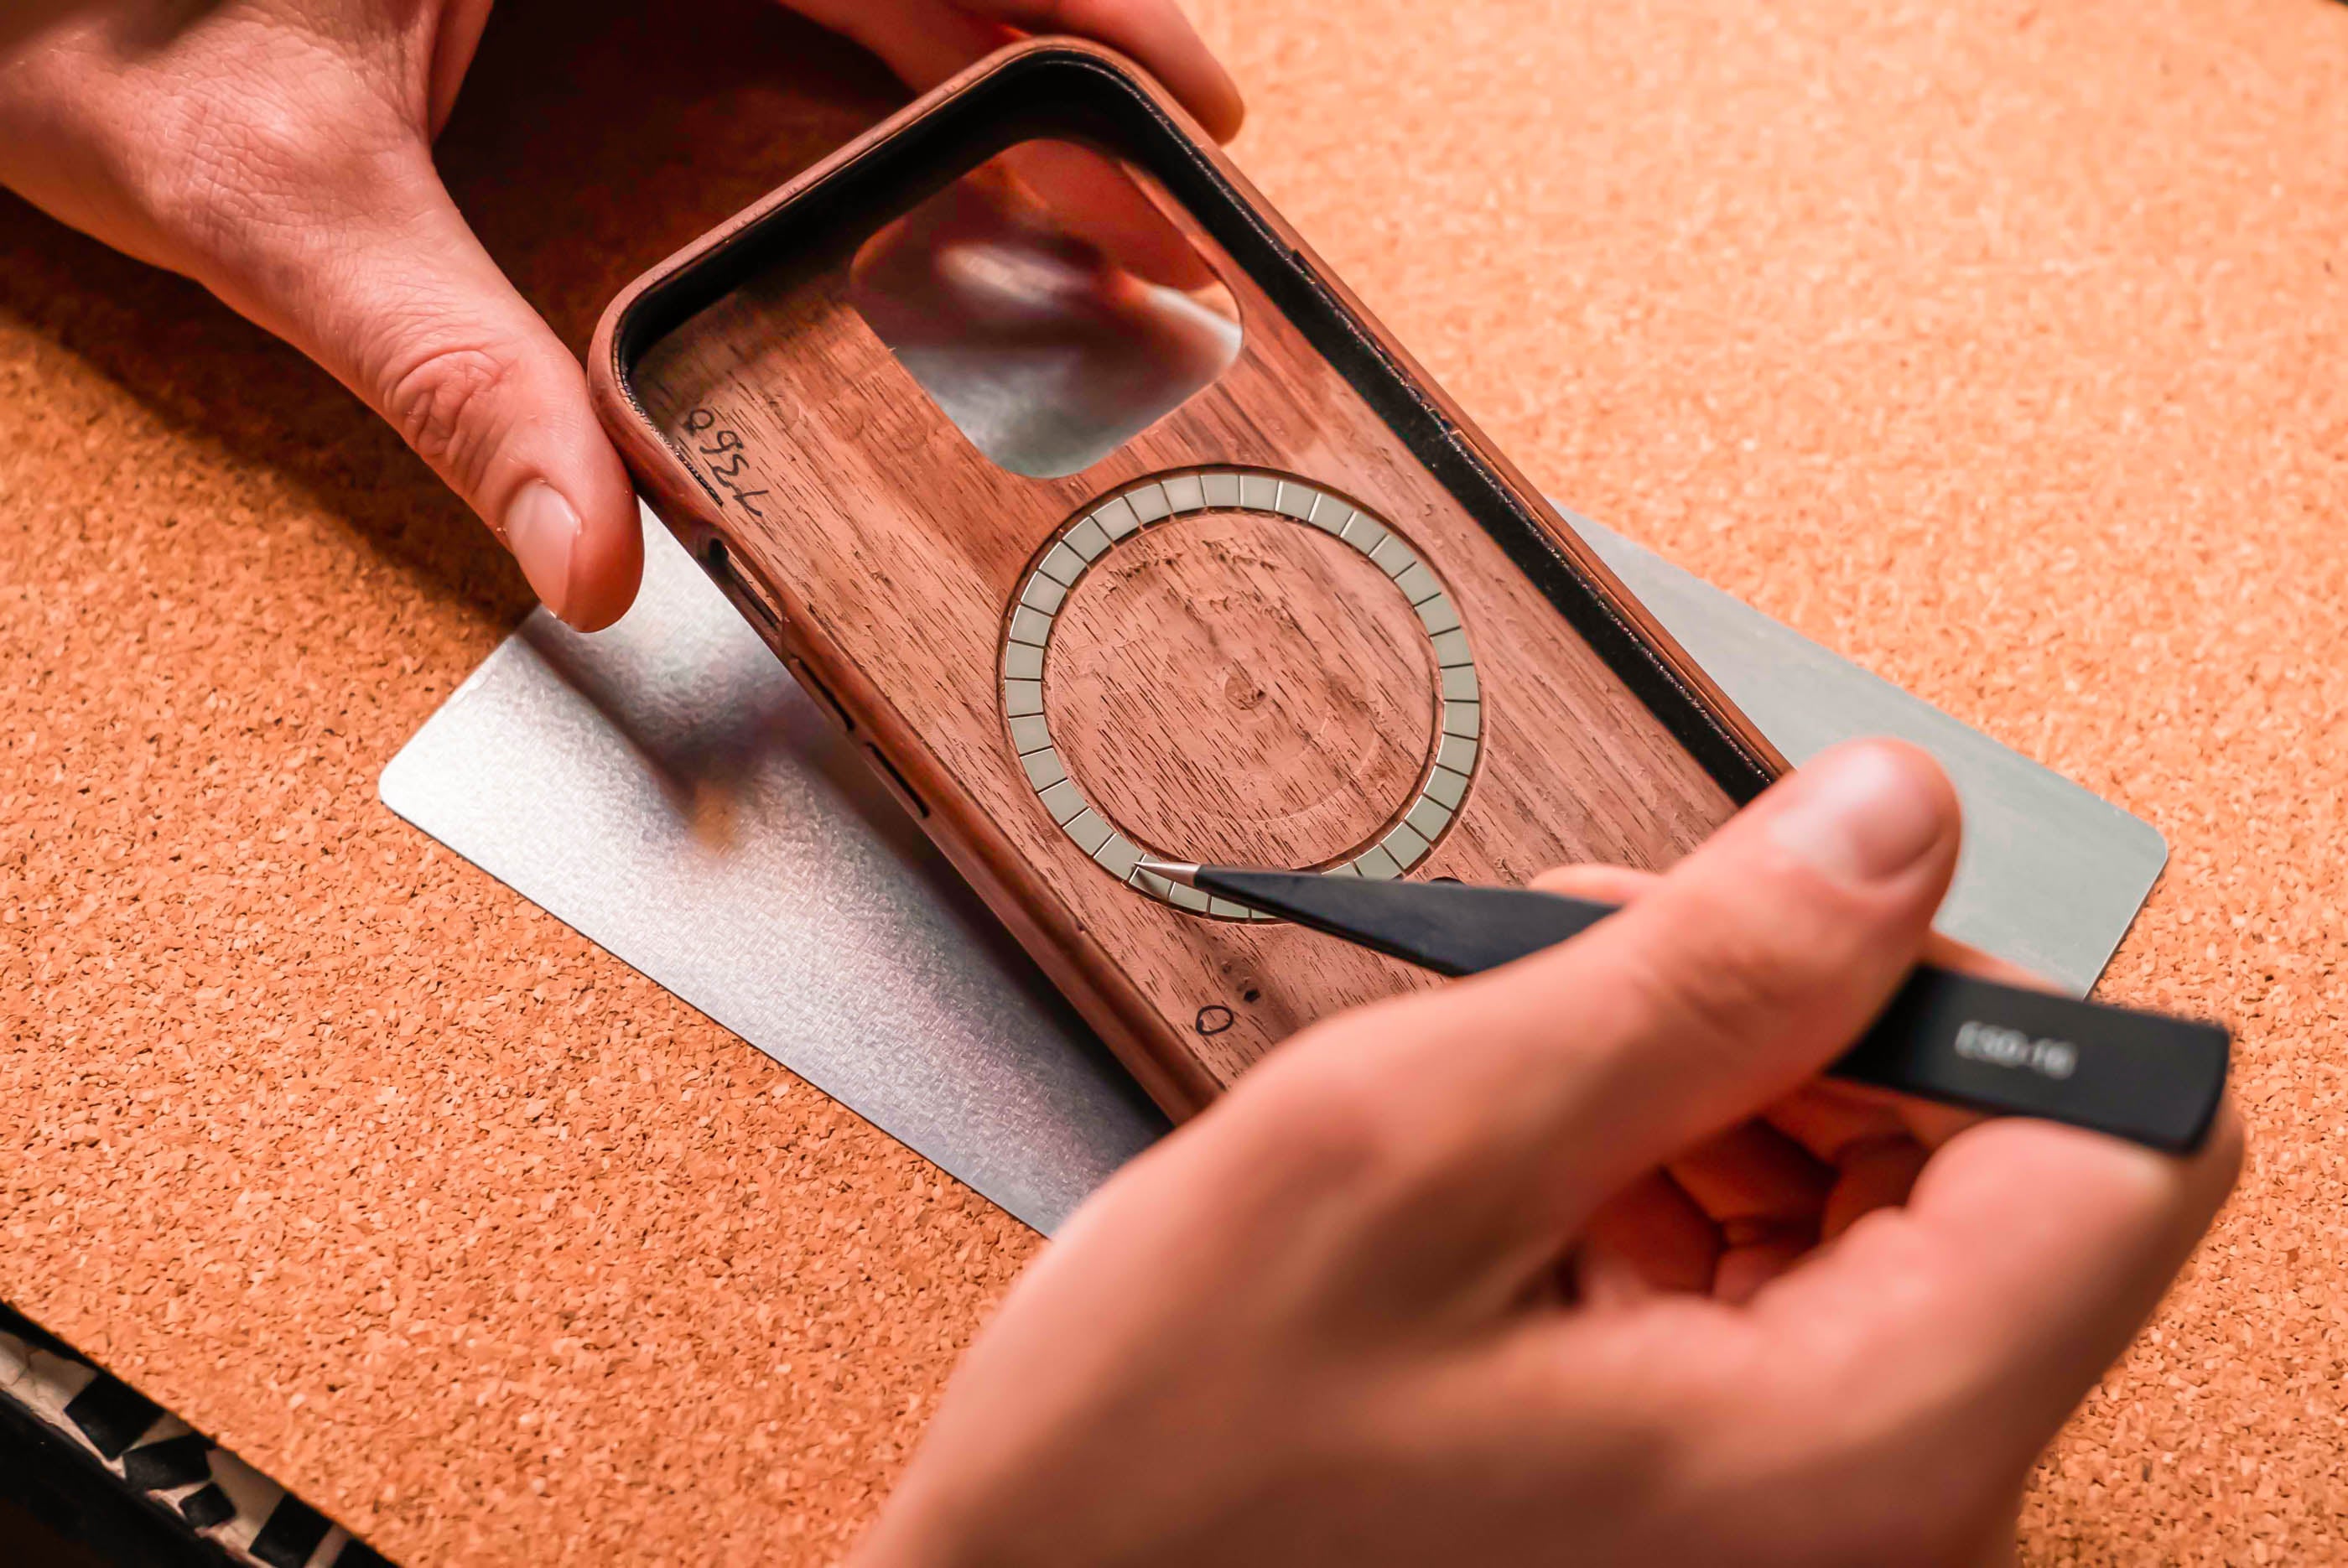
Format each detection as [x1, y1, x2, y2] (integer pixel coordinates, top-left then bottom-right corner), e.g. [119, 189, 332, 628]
[966, 0, 1246, 138]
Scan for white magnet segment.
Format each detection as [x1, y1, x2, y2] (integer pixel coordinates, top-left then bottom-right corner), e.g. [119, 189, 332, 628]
[1127, 484, 1172, 523]
[1021, 574, 1068, 614]
[1394, 563, 1443, 605]
[1093, 496, 1142, 539]
[1306, 498, 1353, 536]
[1010, 713, 1052, 754]
[1380, 821, 1431, 869]
[1369, 536, 1417, 577]
[1094, 833, 1144, 881]
[1405, 795, 1453, 840]
[1064, 809, 1114, 855]
[1065, 518, 1113, 560]
[1423, 765, 1469, 809]
[1000, 467, 1485, 920]
[1038, 777, 1088, 823]
[1010, 606, 1054, 646]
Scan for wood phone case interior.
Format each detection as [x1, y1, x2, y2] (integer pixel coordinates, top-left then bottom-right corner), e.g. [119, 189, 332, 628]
[589, 41, 1784, 1120]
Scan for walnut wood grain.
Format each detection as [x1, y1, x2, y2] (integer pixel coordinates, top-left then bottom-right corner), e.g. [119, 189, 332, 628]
[595, 43, 1782, 1108]
[1045, 508, 1437, 869]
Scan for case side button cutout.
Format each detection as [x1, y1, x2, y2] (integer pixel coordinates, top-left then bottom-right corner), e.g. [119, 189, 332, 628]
[703, 535, 859, 736]
[703, 536, 787, 639]
[862, 745, 931, 819]
[784, 657, 856, 735]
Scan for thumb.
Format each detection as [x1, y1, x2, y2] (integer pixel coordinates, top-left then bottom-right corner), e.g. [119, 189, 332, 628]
[210, 151, 642, 630]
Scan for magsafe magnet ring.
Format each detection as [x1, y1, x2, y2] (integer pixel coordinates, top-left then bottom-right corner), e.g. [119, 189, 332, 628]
[999, 468, 1482, 919]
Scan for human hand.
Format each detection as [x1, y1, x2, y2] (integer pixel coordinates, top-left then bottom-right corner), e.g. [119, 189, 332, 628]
[0, 1, 1241, 629]
[856, 740, 2242, 1567]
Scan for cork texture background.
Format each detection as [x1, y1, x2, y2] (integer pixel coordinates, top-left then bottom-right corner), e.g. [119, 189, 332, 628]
[3, 0, 2343, 1560]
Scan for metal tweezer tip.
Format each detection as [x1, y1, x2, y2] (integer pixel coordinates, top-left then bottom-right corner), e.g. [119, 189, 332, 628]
[1133, 855, 1202, 888]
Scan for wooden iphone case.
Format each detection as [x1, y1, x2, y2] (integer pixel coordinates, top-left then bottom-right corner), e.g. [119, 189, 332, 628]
[589, 42, 1784, 1119]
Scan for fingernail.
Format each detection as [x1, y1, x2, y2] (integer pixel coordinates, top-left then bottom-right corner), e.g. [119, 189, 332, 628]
[504, 481, 580, 622]
[1768, 745, 1945, 883]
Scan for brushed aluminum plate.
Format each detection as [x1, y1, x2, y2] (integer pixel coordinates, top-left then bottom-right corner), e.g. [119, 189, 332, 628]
[380, 505, 2164, 1233]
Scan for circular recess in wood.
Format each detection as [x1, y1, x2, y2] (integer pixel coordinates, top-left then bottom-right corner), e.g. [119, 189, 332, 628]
[1000, 470, 1484, 920]
[1047, 511, 1434, 866]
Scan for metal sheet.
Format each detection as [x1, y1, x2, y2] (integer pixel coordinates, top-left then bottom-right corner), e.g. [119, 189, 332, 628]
[380, 506, 2163, 1233]
[1567, 511, 2166, 993]
[379, 511, 1169, 1234]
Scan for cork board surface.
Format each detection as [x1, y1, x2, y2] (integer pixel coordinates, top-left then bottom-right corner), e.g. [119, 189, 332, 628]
[0, 0, 2342, 1561]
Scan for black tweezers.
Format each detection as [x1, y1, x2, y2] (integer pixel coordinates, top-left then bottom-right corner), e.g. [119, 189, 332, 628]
[1140, 861, 2228, 1154]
